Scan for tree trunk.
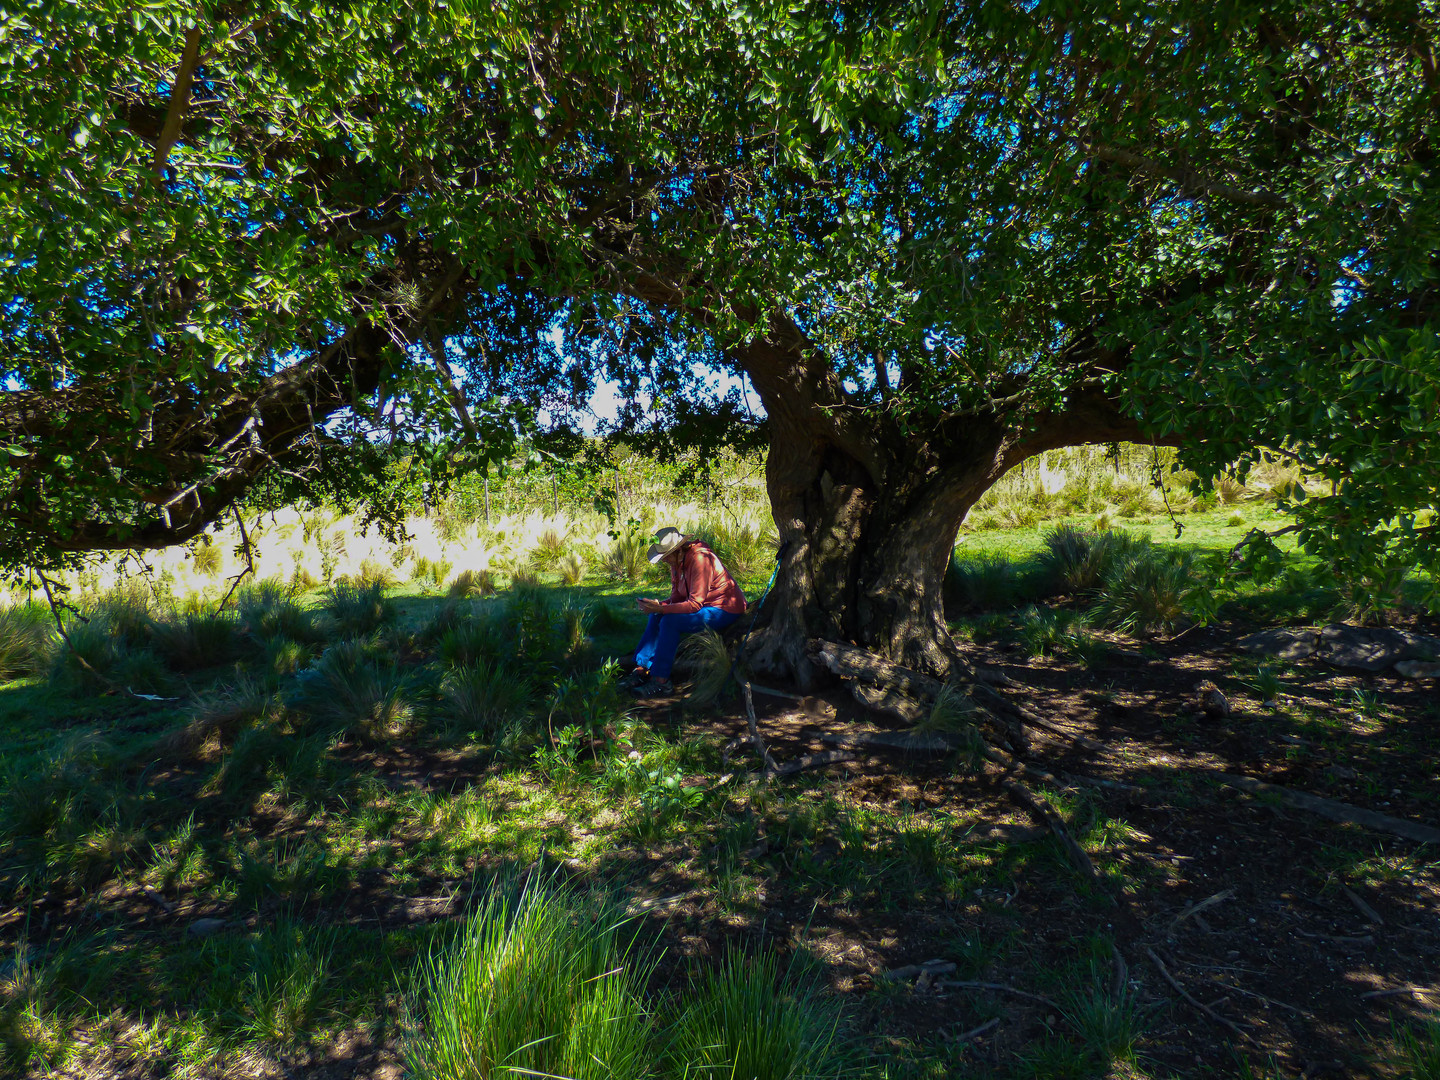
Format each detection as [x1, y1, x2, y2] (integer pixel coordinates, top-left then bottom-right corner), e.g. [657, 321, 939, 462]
[735, 327, 1174, 686]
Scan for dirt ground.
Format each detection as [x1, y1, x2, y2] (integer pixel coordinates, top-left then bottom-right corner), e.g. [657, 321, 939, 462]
[628, 616, 1440, 1078]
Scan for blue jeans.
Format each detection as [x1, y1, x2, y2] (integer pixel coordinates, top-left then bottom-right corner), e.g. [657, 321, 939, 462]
[633, 608, 741, 680]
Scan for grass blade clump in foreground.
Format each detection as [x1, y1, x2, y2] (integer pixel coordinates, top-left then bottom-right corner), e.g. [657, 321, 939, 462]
[406, 876, 653, 1080]
[665, 948, 850, 1080]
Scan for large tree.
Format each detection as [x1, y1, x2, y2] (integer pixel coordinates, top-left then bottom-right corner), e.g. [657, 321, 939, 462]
[4, 1, 1437, 681]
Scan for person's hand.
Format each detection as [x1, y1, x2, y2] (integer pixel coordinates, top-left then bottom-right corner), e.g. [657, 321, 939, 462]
[637, 598, 662, 614]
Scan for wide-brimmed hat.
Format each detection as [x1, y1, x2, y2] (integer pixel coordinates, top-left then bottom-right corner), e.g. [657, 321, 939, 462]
[647, 527, 693, 564]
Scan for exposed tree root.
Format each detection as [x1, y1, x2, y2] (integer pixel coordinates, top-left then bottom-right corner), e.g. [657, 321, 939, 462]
[848, 682, 928, 725]
[992, 768, 1101, 883]
[773, 750, 856, 776]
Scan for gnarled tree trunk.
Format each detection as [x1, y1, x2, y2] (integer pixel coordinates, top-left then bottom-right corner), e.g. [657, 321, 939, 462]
[734, 325, 1173, 686]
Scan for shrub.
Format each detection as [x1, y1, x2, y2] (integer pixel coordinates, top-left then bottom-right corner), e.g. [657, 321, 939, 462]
[944, 550, 1018, 611]
[265, 636, 313, 679]
[665, 949, 849, 1080]
[0, 605, 55, 682]
[149, 612, 243, 671]
[405, 877, 653, 1080]
[323, 580, 394, 636]
[1092, 549, 1200, 636]
[439, 661, 535, 740]
[293, 642, 418, 740]
[447, 568, 496, 599]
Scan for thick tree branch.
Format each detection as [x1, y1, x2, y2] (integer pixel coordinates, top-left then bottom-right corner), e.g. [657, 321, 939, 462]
[152, 25, 204, 180]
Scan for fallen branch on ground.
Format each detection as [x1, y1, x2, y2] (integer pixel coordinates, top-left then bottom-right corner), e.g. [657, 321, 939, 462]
[1169, 888, 1236, 934]
[1147, 947, 1251, 1043]
[938, 980, 1062, 1010]
[994, 769, 1100, 883]
[1214, 772, 1440, 844]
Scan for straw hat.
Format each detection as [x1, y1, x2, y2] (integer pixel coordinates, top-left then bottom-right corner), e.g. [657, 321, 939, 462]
[646, 527, 693, 564]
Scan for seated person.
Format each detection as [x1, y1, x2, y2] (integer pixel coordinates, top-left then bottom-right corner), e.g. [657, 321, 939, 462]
[623, 527, 747, 697]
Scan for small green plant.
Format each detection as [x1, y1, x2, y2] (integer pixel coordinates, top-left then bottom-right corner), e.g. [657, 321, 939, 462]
[323, 580, 394, 636]
[405, 876, 653, 1080]
[510, 566, 541, 589]
[665, 949, 850, 1080]
[1247, 664, 1284, 703]
[167, 676, 277, 756]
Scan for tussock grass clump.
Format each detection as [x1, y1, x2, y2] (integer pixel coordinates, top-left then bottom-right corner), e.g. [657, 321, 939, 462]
[0, 605, 55, 682]
[190, 540, 223, 577]
[47, 618, 123, 693]
[440, 661, 534, 740]
[406, 877, 653, 1080]
[677, 629, 732, 707]
[234, 920, 339, 1047]
[411, 555, 454, 591]
[696, 517, 776, 579]
[345, 559, 397, 591]
[509, 565, 541, 589]
[665, 949, 850, 1080]
[558, 552, 586, 586]
[323, 580, 394, 636]
[149, 611, 243, 671]
[529, 527, 568, 572]
[1388, 1018, 1440, 1080]
[447, 568, 496, 599]
[239, 580, 321, 643]
[602, 532, 650, 583]
[1092, 549, 1201, 636]
[167, 676, 279, 757]
[944, 550, 1019, 611]
[1038, 526, 1148, 595]
[437, 619, 505, 669]
[294, 641, 417, 740]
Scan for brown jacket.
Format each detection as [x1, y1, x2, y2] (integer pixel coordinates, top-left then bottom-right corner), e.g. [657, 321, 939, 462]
[657, 541, 746, 615]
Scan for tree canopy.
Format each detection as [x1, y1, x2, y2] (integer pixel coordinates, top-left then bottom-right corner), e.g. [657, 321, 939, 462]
[3, 1, 1437, 634]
